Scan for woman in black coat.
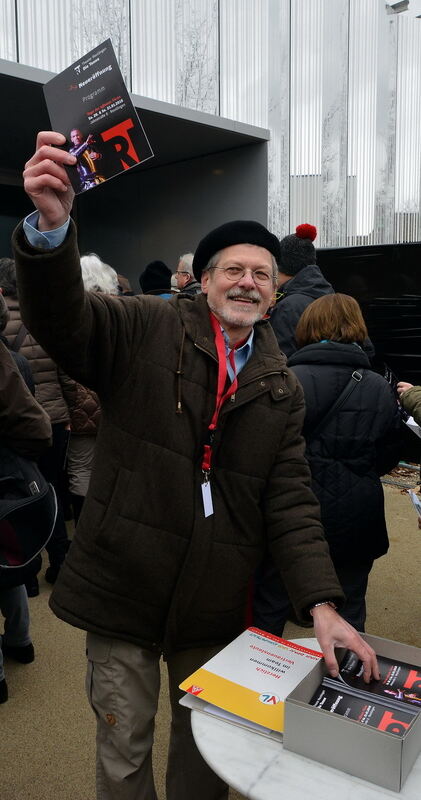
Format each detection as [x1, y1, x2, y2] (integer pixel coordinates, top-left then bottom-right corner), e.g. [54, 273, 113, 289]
[254, 293, 402, 632]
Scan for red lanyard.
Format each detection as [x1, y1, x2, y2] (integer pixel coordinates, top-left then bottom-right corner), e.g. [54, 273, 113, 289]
[201, 314, 239, 478]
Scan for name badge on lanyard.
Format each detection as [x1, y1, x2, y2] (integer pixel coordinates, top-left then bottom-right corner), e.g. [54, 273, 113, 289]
[201, 479, 214, 517]
[201, 314, 239, 518]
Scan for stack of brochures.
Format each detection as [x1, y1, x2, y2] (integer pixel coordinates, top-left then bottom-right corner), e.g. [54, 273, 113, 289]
[310, 649, 421, 736]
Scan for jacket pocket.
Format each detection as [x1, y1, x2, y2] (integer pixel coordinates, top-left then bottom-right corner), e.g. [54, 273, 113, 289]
[99, 467, 131, 532]
[85, 633, 117, 724]
[86, 632, 113, 664]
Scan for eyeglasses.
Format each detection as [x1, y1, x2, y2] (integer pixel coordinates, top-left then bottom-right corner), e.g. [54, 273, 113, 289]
[210, 266, 275, 286]
[176, 271, 190, 276]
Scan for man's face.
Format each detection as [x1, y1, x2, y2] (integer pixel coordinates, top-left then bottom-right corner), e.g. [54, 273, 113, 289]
[201, 244, 275, 339]
[175, 260, 190, 289]
[70, 129, 83, 146]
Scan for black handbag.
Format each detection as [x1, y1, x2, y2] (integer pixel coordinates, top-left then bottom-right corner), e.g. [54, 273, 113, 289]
[0, 446, 57, 573]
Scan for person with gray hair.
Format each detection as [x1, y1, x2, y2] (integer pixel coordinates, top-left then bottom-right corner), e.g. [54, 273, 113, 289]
[59, 252, 118, 523]
[80, 252, 119, 295]
[174, 251, 201, 295]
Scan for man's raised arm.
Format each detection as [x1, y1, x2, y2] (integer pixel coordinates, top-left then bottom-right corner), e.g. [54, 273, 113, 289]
[23, 131, 76, 231]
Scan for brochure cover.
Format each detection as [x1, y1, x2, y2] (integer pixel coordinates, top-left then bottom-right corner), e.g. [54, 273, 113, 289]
[310, 683, 416, 736]
[339, 649, 421, 708]
[179, 627, 322, 735]
[43, 39, 154, 194]
[309, 648, 421, 737]
[405, 417, 421, 439]
[409, 489, 421, 518]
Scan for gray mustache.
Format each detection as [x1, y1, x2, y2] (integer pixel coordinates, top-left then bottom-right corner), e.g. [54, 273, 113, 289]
[227, 288, 261, 303]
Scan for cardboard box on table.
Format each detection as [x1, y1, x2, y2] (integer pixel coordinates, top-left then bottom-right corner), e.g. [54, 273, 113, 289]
[283, 633, 421, 792]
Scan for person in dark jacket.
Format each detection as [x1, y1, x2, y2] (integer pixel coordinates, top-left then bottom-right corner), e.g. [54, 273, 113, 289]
[254, 293, 402, 634]
[0, 339, 52, 702]
[14, 130, 379, 800]
[139, 259, 172, 299]
[269, 223, 334, 356]
[0, 291, 34, 392]
[0, 257, 71, 587]
[58, 253, 118, 523]
[0, 291, 43, 595]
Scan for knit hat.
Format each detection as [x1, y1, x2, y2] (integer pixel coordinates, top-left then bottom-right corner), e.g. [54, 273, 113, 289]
[139, 260, 172, 294]
[278, 223, 317, 276]
[192, 220, 281, 281]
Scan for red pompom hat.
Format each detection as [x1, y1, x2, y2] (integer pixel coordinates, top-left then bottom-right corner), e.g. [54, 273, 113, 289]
[278, 223, 318, 276]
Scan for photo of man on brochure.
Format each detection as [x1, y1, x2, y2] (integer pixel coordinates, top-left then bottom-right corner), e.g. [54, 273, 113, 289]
[68, 128, 105, 192]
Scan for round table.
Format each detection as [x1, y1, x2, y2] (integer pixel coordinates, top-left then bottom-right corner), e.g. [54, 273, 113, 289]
[190, 638, 421, 800]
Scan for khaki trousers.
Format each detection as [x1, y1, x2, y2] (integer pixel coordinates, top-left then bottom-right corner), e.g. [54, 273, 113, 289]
[86, 633, 229, 800]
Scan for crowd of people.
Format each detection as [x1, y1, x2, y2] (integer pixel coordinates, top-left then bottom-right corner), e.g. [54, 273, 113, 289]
[0, 127, 419, 800]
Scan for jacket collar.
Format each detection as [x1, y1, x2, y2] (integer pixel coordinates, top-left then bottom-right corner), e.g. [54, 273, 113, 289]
[281, 265, 333, 299]
[288, 340, 371, 369]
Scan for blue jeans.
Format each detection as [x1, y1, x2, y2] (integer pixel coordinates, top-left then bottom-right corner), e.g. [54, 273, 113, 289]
[0, 585, 31, 680]
[253, 557, 373, 635]
[38, 422, 71, 567]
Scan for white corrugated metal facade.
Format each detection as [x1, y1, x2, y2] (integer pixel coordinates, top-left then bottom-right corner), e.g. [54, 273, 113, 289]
[1, 0, 421, 246]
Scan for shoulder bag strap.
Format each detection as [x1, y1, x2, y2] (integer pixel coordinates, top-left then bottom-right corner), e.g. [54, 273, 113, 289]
[11, 323, 28, 353]
[308, 369, 364, 441]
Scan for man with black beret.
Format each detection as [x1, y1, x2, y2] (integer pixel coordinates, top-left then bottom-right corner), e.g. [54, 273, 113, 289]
[13, 131, 379, 800]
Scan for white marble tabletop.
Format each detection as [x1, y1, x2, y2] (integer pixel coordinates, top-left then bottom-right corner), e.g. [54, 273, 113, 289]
[191, 638, 421, 800]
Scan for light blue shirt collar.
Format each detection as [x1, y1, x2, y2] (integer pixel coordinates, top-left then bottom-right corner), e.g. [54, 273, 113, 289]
[220, 326, 254, 382]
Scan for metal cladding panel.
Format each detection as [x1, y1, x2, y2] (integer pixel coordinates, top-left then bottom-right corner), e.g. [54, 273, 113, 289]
[320, 0, 349, 247]
[131, 0, 219, 114]
[267, 0, 290, 238]
[131, 0, 177, 103]
[0, 0, 17, 61]
[16, 0, 72, 72]
[395, 14, 421, 242]
[289, 0, 323, 238]
[16, 0, 130, 83]
[174, 0, 219, 114]
[347, 0, 379, 245]
[220, 0, 268, 128]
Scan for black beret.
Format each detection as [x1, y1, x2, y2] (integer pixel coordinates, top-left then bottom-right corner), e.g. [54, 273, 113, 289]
[192, 220, 281, 281]
[139, 260, 172, 294]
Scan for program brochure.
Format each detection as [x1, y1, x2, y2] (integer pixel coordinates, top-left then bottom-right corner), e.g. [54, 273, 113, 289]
[409, 489, 421, 518]
[43, 39, 154, 194]
[310, 649, 421, 736]
[179, 627, 322, 738]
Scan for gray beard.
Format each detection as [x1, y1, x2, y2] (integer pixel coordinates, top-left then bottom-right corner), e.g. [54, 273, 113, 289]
[207, 296, 264, 329]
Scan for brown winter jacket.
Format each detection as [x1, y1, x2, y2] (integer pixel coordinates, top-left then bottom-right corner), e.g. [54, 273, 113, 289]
[0, 338, 52, 459]
[59, 370, 101, 435]
[3, 296, 69, 425]
[13, 221, 343, 655]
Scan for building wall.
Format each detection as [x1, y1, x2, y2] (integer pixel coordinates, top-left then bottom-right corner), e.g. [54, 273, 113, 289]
[76, 142, 268, 285]
[1, 0, 421, 247]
